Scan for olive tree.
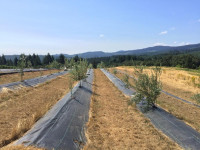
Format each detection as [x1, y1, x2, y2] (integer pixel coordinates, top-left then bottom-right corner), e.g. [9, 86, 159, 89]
[17, 54, 26, 82]
[70, 59, 88, 88]
[69, 58, 75, 68]
[123, 74, 130, 88]
[88, 63, 93, 69]
[129, 66, 162, 110]
[64, 58, 70, 70]
[97, 61, 105, 68]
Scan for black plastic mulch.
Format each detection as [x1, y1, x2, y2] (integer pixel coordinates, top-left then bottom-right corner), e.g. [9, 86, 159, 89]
[0, 71, 68, 91]
[15, 69, 93, 150]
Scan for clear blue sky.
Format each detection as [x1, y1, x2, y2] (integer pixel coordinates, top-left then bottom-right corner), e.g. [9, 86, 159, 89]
[0, 0, 200, 55]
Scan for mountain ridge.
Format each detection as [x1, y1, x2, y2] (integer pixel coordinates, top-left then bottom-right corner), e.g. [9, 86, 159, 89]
[4, 43, 200, 60]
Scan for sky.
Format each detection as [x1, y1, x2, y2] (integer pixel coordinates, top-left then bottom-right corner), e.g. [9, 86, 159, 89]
[0, 0, 200, 55]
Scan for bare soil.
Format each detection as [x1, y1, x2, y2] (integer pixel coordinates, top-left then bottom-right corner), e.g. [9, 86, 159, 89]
[84, 69, 180, 150]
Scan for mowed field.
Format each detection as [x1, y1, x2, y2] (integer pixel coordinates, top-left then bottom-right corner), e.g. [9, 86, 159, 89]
[0, 69, 60, 85]
[110, 66, 200, 132]
[0, 73, 76, 148]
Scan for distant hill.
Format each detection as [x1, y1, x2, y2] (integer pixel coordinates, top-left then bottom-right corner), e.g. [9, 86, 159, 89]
[74, 43, 200, 58]
[4, 43, 200, 60]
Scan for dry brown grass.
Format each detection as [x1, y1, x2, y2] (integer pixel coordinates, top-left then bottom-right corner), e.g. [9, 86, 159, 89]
[110, 67, 200, 133]
[84, 69, 180, 150]
[116, 66, 200, 104]
[157, 93, 200, 132]
[0, 69, 60, 85]
[0, 74, 76, 148]
[1, 145, 44, 150]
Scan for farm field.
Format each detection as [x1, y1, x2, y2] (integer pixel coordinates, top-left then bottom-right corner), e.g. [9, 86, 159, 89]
[0, 69, 60, 85]
[116, 66, 200, 104]
[109, 66, 200, 132]
[84, 69, 180, 149]
[0, 73, 76, 148]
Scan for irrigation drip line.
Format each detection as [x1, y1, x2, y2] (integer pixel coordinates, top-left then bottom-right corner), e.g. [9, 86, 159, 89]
[15, 69, 94, 150]
[101, 68, 200, 150]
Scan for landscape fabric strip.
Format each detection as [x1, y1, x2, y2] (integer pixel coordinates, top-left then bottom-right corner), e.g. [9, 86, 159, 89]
[0, 71, 69, 91]
[0, 68, 48, 76]
[101, 68, 200, 150]
[14, 69, 93, 150]
[117, 69, 200, 108]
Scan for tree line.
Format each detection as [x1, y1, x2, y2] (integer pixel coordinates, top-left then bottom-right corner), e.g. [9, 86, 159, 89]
[1, 50, 200, 69]
[88, 52, 200, 69]
[0, 53, 67, 69]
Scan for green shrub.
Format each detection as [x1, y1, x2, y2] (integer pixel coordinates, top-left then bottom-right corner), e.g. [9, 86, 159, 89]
[113, 69, 117, 75]
[191, 93, 200, 103]
[123, 74, 130, 88]
[129, 66, 162, 110]
[97, 61, 105, 68]
[70, 59, 88, 87]
[49, 61, 61, 69]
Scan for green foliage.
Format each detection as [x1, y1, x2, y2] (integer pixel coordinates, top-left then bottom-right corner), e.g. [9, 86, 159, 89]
[48, 60, 61, 69]
[123, 74, 130, 88]
[70, 59, 88, 87]
[17, 54, 26, 81]
[69, 58, 75, 68]
[88, 63, 93, 69]
[87, 51, 200, 69]
[97, 61, 105, 68]
[57, 54, 65, 64]
[43, 53, 54, 65]
[64, 58, 70, 70]
[27, 60, 32, 68]
[0, 65, 16, 69]
[113, 69, 117, 75]
[191, 94, 200, 103]
[129, 66, 162, 110]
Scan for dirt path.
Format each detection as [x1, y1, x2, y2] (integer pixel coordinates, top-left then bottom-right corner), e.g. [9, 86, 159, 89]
[84, 69, 180, 150]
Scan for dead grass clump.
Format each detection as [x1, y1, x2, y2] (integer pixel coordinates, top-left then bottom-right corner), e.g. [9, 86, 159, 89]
[1, 88, 13, 93]
[84, 69, 180, 149]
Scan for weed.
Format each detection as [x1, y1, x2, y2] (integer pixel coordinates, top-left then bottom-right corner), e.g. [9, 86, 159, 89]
[191, 93, 200, 103]
[113, 69, 117, 75]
